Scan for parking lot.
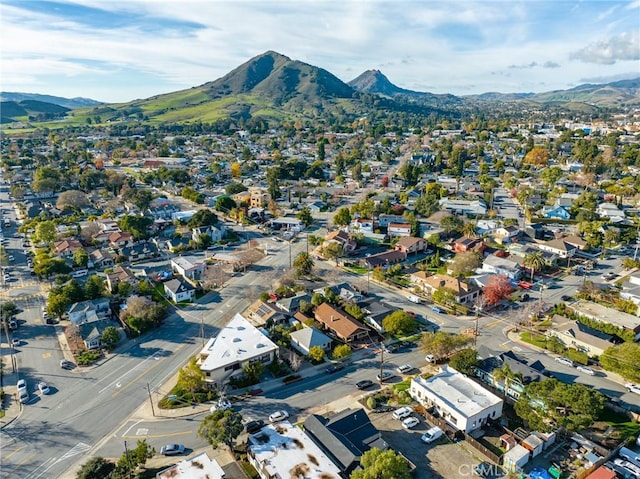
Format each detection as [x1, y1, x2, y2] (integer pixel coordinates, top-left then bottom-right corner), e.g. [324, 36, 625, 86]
[368, 409, 481, 479]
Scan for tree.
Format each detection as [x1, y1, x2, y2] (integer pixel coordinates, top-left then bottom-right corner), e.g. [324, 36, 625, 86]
[215, 196, 237, 213]
[115, 439, 154, 477]
[333, 344, 352, 360]
[421, 331, 472, 361]
[48, 292, 71, 319]
[515, 379, 605, 432]
[600, 343, 640, 382]
[267, 167, 281, 200]
[449, 251, 482, 277]
[75, 457, 115, 479]
[492, 363, 523, 396]
[321, 242, 344, 262]
[350, 447, 412, 479]
[523, 146, 549, 166]
[230, 163, 241, 178]
[523, 251, 546, 281]
[100, 326, 120, 350]
[187, 209, 218, 227]
[178, 356, 206, 395]
[84, 275, 106, 299]
[56, 190, 89, 210]
[309, 345, 326, 363]
[120, 295, 166, 335]
[296, 207, 313, 227]
[198, 409, 244, 449]
[73, 249, 89, 267]
[449, 348, 478, 376]
[225, 183, 247, 195]
[440, 215, 463, 236]
[483, 274, 514, 305]
[333, 207, 352, 227]
[117, 281, 132, 297]
[344, 303, 365, 321]
[431, 287, 456, 307]
[35, 221, 57, 243]
[242, 361, 264, 384]
[382, 311, 417, 336]
[293, 251, 314, 277]
[118, 215, 153, 240]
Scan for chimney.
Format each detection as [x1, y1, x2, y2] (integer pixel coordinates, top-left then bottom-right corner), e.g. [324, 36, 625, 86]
[331, 315, 337, 322]
[440, 280, 446, 287]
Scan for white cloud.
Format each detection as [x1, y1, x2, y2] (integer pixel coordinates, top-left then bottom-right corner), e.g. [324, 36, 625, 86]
[570, 31, 640, 64]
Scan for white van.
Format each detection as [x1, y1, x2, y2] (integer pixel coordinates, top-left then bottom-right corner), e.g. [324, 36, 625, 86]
[407, 294, 422, 304]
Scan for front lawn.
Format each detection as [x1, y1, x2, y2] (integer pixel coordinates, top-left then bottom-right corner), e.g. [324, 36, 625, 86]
[599, 408, 640, 440]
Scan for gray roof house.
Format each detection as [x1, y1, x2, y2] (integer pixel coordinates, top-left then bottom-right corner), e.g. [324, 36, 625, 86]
[164, 278, 196, 303]
[290, 327, 333, 356]
[68, 298, 111, 325]
[276, 292, 312, 314]
[303, 408, 387, 476]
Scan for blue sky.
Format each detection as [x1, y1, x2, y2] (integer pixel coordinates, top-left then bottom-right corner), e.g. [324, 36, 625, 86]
[2, 0, 639, 103]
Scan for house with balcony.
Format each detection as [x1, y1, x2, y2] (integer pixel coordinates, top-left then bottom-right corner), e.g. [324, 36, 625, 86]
[198, 313, 278, 388]
[410, 366, 503, 433]
[394, 236, 428, 255]
[387, 222, 412, 237]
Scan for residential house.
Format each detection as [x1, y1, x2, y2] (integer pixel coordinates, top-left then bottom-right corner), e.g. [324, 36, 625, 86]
[597, 202, 626, 223]
[547, 315, 619, 356]
[87, 248, 114, 269]
[314, 303, 369, 343]
[249, 188, 269, 208]
[163, 236, 191, 253]
[451, 237, 485, 254]
[290, 327, 333, 356]
[481, 255, 523, 281]
[247, 421, 341, 479]
[52, 238, 84, 257]
[541, 206, 571, 220]
[419, 273, 481, 305]
[323, 230, 357, 254]
[394, 236, 428, 255]
[78, 319, 112, 350]
[171, 256, 205, 281]
[562, 235, 588, 251]
[348, 219, 374, 234]
[494, 225, 520, 243]
[164, 278, 196, 303]
[303, 408, 387, 476]
[121, 241, 159, 262]
[621, 272, 640, 306]
[363, 250, 407, 269]
[314, 282, 363, 303]
[475, 346, 543, 400]
[198, 313, 278, 388]
[409, 366, 503, 433]
[377, 214, 407, 228]
[359, 298, 396, 332]
[106, 265, 137, 293]
[536, 238, 577, 259]
[68, 298, 111, 325]
[245, 299, 289, 328]
[109, 231, 134, 249]
[570, 300, 640, 340]
[192, 224, 225, 243]
[156, 452, 226, 479]
[438, 198, 487, 216]
[387, 223, 412, 237]
[276, 292, 312, 314]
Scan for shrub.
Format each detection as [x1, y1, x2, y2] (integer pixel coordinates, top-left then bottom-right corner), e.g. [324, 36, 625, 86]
[75, 349, 102, 366]
[366, 396, 376, 410]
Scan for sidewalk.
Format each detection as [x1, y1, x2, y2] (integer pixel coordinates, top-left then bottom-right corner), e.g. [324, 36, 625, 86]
[0, 355, 22, 429]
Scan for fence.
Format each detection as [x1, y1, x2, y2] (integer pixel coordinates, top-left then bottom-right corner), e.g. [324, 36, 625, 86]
[463, 432, 503, 465]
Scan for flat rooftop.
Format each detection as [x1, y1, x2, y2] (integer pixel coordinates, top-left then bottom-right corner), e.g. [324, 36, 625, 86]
[156, 452, 225, 479]
[571, 300, 640, 332]
[248, 421, 341, 479]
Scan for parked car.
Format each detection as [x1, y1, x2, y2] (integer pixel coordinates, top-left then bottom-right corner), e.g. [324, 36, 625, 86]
[561, 295, 573, 302]
[576, 365, 595, 376]
[555, 357, 574, 367]
[11, 338, 20, 347]
[625, 383, 640, 395]
[160, 444, 185, 456]
[60, 359, 74, 369]
[392, 407, 413, 420]
[210, 399, 232, 413]
[431, 306, 443, 313]
[376, 371, 395, 382]
[402, 417, 420, 429]
[245, 419, 265, 434]
[17, 379, 27, 394]
[396, 364, 414, 374]
[17, 379, 29, 404]
[326, 363, 344, 374]
[425, 354, 435, 363]
[268, 410, 290, 423]
[355, 380, 374, 390]
[37, 381, 51, 395]
[421, 426, 444, 444]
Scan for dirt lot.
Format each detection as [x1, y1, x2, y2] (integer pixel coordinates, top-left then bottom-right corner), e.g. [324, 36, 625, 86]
[369, 410, 483, 479]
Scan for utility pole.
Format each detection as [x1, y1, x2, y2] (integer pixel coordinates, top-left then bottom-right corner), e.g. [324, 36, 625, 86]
[201, 314, 205, 347]
[289, 240, 292, 269]
[146, 383, 156, 417]
[379, 343, 384, 383]
[123, 440, 133, 479]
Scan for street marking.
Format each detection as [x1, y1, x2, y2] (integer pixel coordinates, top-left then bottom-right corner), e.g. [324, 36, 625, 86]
[136, 428, 149, 436]
[1, 444, 26, 461]
[112, 358, 164, 398]
[123, 430, 193, 440]
[59, 442, 92, 461]
[486, 319, 501, 328]
[42, 352, 51, 359]
[16, 452, 36, 467]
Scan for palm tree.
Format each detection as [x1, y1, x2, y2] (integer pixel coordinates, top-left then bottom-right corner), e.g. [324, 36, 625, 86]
[461, 221, 478, 238]
[523, 251, 546, 282]
[492, 364, 524, 398]
[293, 251, 314, 277]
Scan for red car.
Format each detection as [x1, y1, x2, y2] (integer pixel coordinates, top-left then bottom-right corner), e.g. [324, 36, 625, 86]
[517, 281, 532, 290]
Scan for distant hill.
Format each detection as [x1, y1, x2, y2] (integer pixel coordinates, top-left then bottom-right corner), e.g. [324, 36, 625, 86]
[464, 92, 536, 102]
[0, 100, 70, 124]
[528, 78, 640, 107]
[0, 92, 101, 109]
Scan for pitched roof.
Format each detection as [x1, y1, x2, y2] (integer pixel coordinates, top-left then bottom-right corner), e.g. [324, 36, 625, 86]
[290, 327, 332, 350]
[395, 236, 424, 248]
[422, 274, 480, 296]
[164, 278, 195, 294]
[314, 303, 368, 339]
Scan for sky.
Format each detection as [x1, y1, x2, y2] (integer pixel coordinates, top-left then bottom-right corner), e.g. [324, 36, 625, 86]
[1, 0, 639, 103]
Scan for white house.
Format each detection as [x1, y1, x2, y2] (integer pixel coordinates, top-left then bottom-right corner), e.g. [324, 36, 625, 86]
[290, 327, 333, 356]
[247, 421, 341, 479]
[192, 224, 226, 243]
[171, 256, 206, 281]
[198, 313, 279, 388]
[438, 198, 487, 216]
[156, 452, 225, 479]
[164, 278, 196, 303]
[596, 203, 626, 222]
[387, 223, 412, 237]
[409, 366, 503, 433]
[481, 255, 522, 280]
[68, 298, 111, 325]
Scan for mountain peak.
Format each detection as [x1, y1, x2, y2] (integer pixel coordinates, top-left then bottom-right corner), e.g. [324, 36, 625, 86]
[348, 70, 406, 96]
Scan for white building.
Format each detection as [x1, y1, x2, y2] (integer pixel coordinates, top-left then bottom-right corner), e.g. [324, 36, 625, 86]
[438, 198, 487, 216]
[198, 313, 279, 388]
[409, 366, 503, 433]
[156, 452, 225, 479]
[247, 421, 341, 479]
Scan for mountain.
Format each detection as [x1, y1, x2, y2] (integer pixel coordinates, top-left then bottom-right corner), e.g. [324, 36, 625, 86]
[348, 69, 462, 109]
[0, 100, 70, 124]
[0, 92, 101, 109]
[528, 78, 640, 107]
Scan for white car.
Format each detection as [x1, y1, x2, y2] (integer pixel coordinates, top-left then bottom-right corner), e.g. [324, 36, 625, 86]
[402, 417, 420, 429]
[38, 381, 51, 395]
[268, 410, 290, 423]
[17, 379, 27, 393]
[396, 364, 414, 374]
[210, 399, 232, 412]
[392, 407, 413, 420]
[425, 355, 435, 363]
[576, 365, 595, 376]
[555, 357, 574, 367]
[421, 426, 444, 443]
[625, 383, 640, 395]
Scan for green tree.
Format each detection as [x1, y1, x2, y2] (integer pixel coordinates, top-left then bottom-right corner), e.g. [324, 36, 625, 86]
[48, 292, 70, 319]
[117, 281, 132, 297]
[440, 215, 463, 237]
[118, 215, 153, 240]
[100, 326, 120, 350]
[382, 311, 417, 336]
[75, 457, 115, 479]
[421, 331, 472, 361]
[523, 251, 547, 281]
[600, 343, 640, 382]
[333, 207, 352, 227]
[309, 345, 326, 363]
[296, 207, 313, 227]
[242, 361, 264, 384]
[73, 249, 89, 267]
[321, 242, 344, 262]
[350, 447, 412, 479]
[35, 221, 57, 243]
[344, 303, 365, 321]
[332, 344, 352, 360]
[449, 251, 482, 277]
[267, 167, 281, 200]
[198, 409, 244, 449]
[293, 251, 314, 277]
[448, 348, 478, 376]
[84, 275, 106, 299]
[187, 209, 218, 227]
[115, 439, 154, 477]
[225, 183, 247, 195]
[431, 287, 456, 307]
[178, 356, 206, 395]
[215, 196, 237, 213]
